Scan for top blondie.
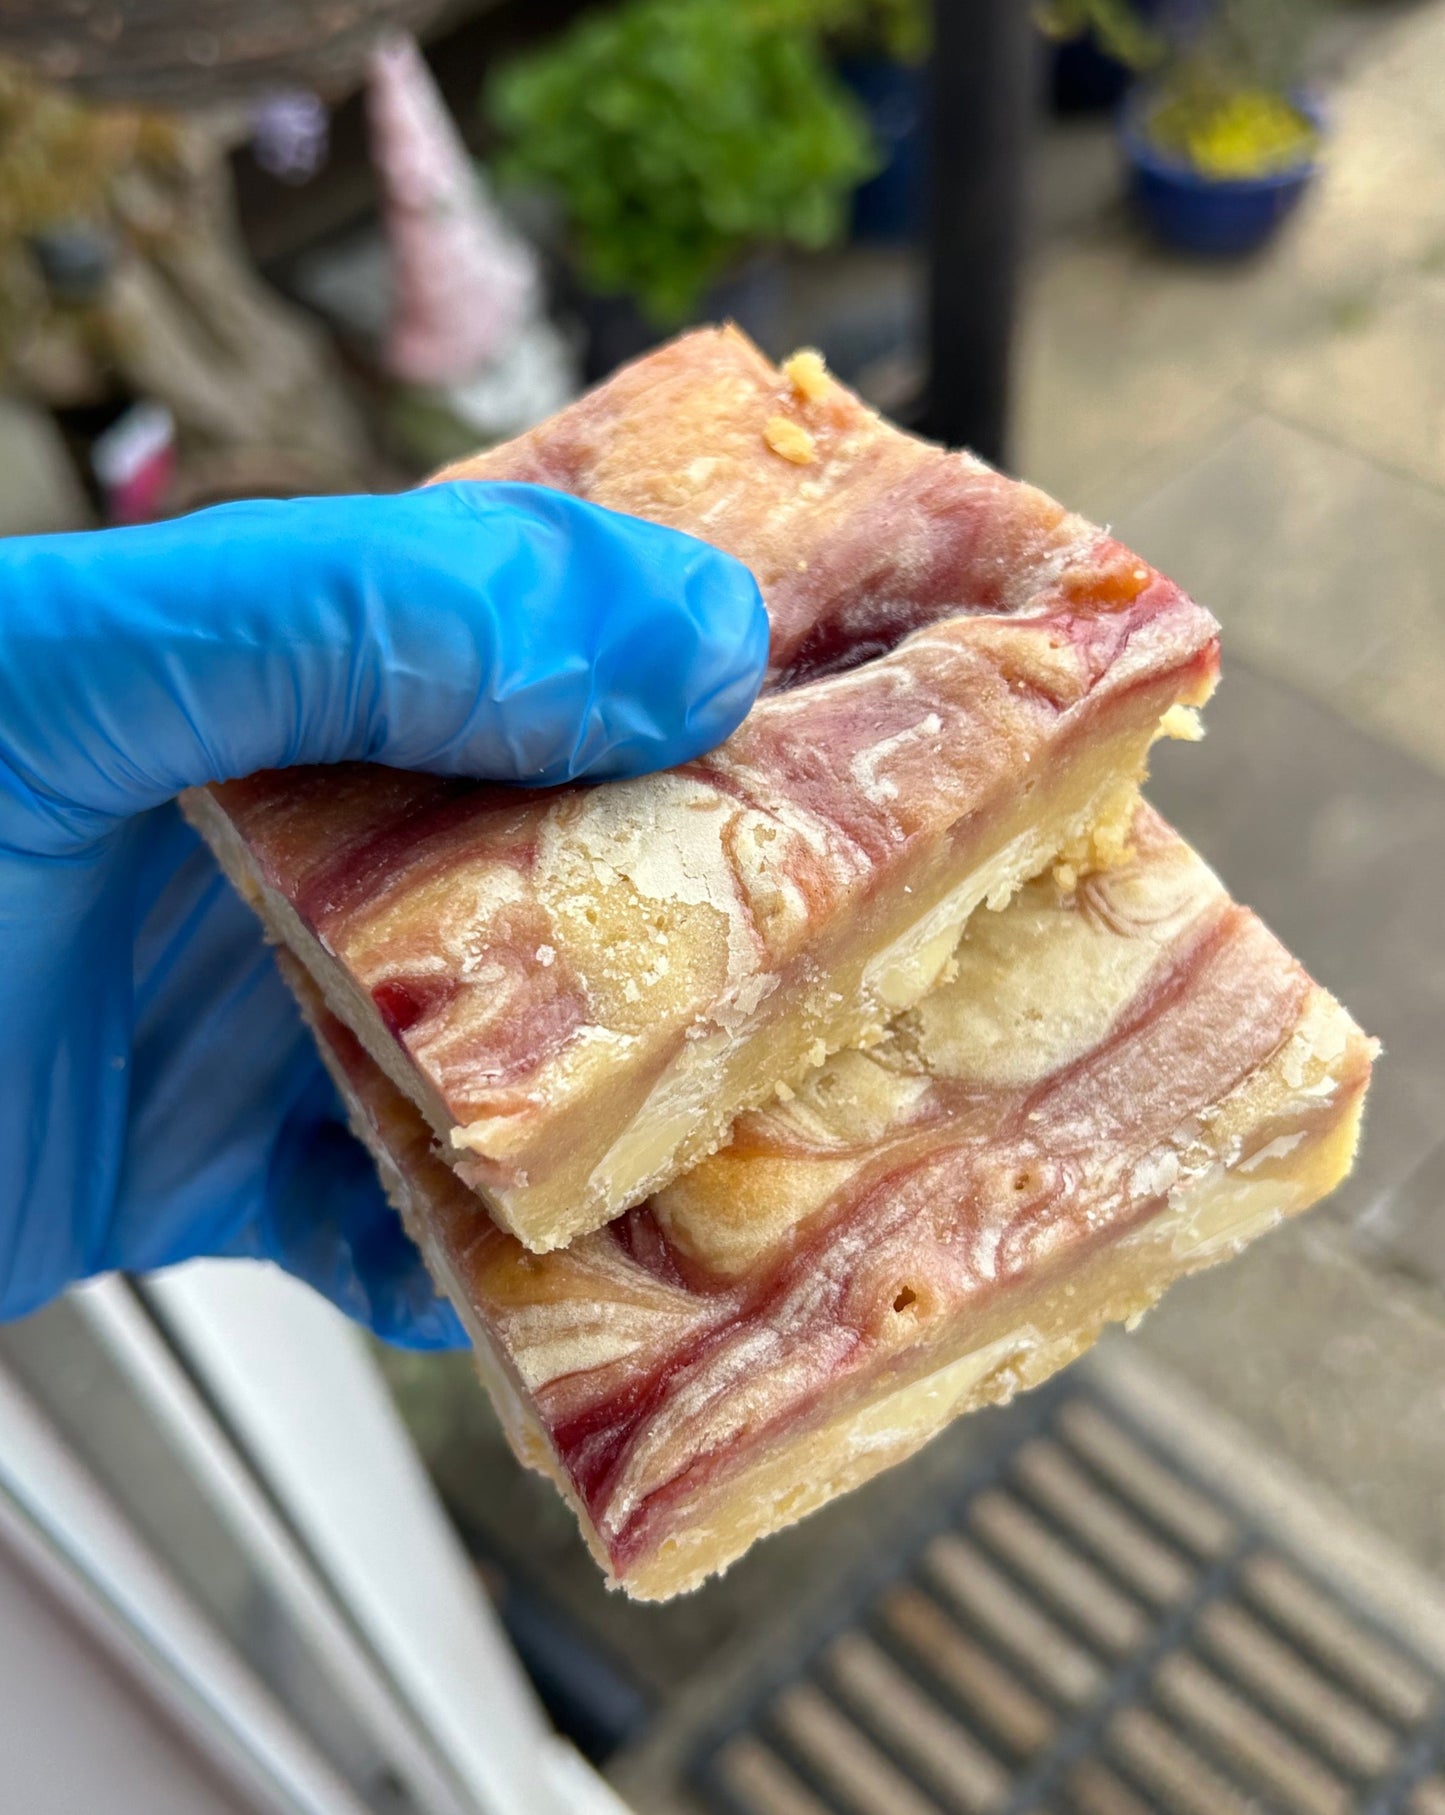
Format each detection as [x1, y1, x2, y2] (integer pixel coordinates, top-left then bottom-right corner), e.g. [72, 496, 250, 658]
[186, 327, 1219, 1252]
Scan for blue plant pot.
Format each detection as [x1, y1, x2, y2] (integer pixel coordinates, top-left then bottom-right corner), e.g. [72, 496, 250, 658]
[1122, 91, 1323, 257]
[838, 56, 926, 244]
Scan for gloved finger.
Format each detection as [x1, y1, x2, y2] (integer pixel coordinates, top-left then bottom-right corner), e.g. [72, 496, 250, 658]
[0, 483, 769, 856]
[114, 812, 333, 1272]
[224, 1104, 469, 1352]
[120, 832, 464, 1347]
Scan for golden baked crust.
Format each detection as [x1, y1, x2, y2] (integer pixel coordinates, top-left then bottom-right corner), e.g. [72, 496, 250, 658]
[289, 807, 1374, 1599]
[187, 327, 1219, 1251]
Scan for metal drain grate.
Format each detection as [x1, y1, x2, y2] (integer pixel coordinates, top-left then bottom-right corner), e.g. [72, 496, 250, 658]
[691, 1391, 1445, 1815]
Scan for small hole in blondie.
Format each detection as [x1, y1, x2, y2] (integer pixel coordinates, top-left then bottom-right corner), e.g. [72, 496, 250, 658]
[893, 1285, 918, 1313]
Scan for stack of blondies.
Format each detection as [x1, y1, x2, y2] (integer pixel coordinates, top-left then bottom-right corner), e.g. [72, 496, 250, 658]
[186, 330, 1374, 1600]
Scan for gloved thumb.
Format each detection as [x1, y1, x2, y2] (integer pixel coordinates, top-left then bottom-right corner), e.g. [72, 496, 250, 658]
[0, 482, 769, 857]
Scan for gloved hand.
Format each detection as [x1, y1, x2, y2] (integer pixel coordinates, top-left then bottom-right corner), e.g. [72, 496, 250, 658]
[0, 481, 767, 1346]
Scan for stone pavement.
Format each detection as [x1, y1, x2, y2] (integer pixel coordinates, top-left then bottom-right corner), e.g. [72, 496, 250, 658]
[1013, 0, 1445, 1578]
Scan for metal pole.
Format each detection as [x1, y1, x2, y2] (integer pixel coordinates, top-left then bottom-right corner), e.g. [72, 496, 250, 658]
[920, 0, 1038, 468]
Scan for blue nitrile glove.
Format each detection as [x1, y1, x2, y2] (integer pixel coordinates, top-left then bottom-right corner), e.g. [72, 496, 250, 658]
[0, 481, 767, 1346]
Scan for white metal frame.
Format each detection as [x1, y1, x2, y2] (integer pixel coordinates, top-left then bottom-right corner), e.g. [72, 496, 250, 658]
[76, 1275, 479, 1815]
[134, 1260, 632, 1814]
[0, 1358, 366, 1815]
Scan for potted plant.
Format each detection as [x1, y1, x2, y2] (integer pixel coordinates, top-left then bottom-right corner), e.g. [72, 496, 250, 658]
[1047, 0, 1326, 255]
[1134, 0, 1327, 254]
[486, 0, 876, 377]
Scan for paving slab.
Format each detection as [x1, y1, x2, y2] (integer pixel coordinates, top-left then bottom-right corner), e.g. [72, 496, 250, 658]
[1336, 0, 1445, 136]
[1269, 74, 1445, 302]
[1150, 659, 1445, 1261]
[1368, 1135, 1445, 1292]
[1257, 270, 1445, 494]
[1126, 1220, 1445, 1579]
[1116, 411, 1445, 777]
[1013, 237, 1256, 514]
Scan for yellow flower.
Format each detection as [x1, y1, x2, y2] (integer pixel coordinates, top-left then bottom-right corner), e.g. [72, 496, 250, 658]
[1150, 91, 1318, 182]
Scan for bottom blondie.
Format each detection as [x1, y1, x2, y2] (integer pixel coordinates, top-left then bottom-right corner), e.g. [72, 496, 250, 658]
[292, 807, 1373, 1600]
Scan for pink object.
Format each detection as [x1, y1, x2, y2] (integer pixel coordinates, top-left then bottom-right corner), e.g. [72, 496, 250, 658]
[92, 403, 176, 525]
[367, 33, 535, 386]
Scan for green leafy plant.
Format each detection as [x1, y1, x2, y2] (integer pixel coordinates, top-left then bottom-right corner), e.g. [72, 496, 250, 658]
[487, 0, 877, 325]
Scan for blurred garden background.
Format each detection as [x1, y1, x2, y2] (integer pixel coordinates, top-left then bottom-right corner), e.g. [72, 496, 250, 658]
[6, 2, 1445, 1809]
